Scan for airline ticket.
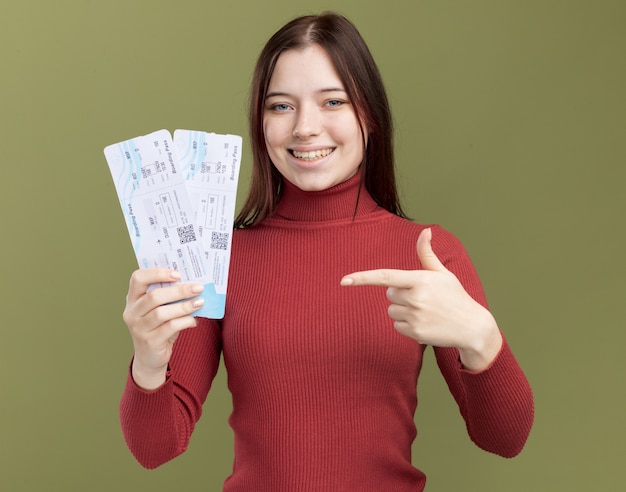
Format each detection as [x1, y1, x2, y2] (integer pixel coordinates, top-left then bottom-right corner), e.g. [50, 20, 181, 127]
[104, 129, 242, 318]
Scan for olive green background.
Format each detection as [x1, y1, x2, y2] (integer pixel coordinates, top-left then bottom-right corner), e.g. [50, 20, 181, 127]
[1, 0, 623, 490]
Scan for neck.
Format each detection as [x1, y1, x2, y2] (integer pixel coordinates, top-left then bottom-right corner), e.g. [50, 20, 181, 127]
[272, 173, 380, 222]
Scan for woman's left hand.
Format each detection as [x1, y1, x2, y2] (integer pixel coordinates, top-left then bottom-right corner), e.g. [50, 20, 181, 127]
[340, 228, 502, 371]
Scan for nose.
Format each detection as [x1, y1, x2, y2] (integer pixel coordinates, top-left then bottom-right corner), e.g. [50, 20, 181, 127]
[292, 103, 322, 139]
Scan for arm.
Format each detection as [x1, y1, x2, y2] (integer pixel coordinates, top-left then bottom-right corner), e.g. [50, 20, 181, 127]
[430, 228, 534, 457]
[118, 268, 222, 468]
[120, 317, 222, 468]
[433, 339, 534, 458]
[341, 226, 534, 457]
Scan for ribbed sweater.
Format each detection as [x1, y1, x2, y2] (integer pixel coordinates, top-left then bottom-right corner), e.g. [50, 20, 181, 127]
[120, 174, 534, 491]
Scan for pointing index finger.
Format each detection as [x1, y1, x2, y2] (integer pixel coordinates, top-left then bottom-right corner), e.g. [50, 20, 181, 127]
[340, 269, 415, 289]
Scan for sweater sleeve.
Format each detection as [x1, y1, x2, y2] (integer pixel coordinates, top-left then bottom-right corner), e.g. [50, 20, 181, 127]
[430, 226, 534, 458]
[119, 317, 222, 468]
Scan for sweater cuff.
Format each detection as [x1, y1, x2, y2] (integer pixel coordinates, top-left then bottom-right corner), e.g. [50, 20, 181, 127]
[125, 358, 172, 394]
[120, 360, 177, 436]
[120, 361, 183, 468]
[458, 334, 510, 376]
[457, 335, 529, 395]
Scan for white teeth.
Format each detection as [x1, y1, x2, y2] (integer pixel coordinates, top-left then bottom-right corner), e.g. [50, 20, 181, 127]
[292, 148, 333, 160]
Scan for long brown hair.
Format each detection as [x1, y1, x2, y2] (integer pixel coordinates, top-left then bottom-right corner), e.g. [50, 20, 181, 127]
[235, 12, 406, 228]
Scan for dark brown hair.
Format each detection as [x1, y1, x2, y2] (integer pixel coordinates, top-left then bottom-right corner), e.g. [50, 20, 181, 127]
[235, 12, 406, 228]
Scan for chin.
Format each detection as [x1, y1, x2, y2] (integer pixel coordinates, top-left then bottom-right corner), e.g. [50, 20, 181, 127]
[288, 171, 358, 192]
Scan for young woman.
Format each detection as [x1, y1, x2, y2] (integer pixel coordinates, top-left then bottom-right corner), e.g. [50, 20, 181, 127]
[120, 12, 534, 491]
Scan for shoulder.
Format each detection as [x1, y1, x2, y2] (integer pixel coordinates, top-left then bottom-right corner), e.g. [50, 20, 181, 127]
[386, 215, 467, 253]
[374, 214, 472, 268]
[388, 216, 476, 271]
[429, 225, 471, 260]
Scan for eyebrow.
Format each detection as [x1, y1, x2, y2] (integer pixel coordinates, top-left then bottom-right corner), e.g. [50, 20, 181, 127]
[265, 87, 347, 99]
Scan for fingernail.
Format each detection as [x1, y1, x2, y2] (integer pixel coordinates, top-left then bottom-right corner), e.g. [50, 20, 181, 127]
[192, 297, 205, 308]
[191, 283, 204, 294]
[170, 270, 181, 280]
[340, 277, 354, 286]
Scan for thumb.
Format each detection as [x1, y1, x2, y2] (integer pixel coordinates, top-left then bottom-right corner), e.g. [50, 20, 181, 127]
[416, 228, 446, 271]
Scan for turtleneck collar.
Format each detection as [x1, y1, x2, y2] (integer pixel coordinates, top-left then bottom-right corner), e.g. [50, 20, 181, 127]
[271, 173, 381, 222]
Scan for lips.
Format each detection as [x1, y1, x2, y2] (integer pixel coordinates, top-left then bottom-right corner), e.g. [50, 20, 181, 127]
[290, 148, 335, 161]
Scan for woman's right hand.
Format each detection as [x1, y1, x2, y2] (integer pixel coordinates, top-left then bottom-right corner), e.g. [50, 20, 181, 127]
[122, 268, 205, 390]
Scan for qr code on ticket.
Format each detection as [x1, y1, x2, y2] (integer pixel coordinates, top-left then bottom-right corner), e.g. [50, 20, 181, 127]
[210, 231, 229, 250]
[177, 224, 197, 244]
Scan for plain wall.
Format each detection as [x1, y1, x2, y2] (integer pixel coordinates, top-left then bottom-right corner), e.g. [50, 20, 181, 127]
[1, 0, 624, 490]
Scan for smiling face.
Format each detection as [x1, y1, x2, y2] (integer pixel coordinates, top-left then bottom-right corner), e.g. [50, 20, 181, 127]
[263, 45, 367, 192]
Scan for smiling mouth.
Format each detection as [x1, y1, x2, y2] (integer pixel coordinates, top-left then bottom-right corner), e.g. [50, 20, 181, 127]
[290, 148, 335, 161]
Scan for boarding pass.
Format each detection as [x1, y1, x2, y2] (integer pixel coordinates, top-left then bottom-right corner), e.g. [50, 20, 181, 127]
[104, 129, 242, 318]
